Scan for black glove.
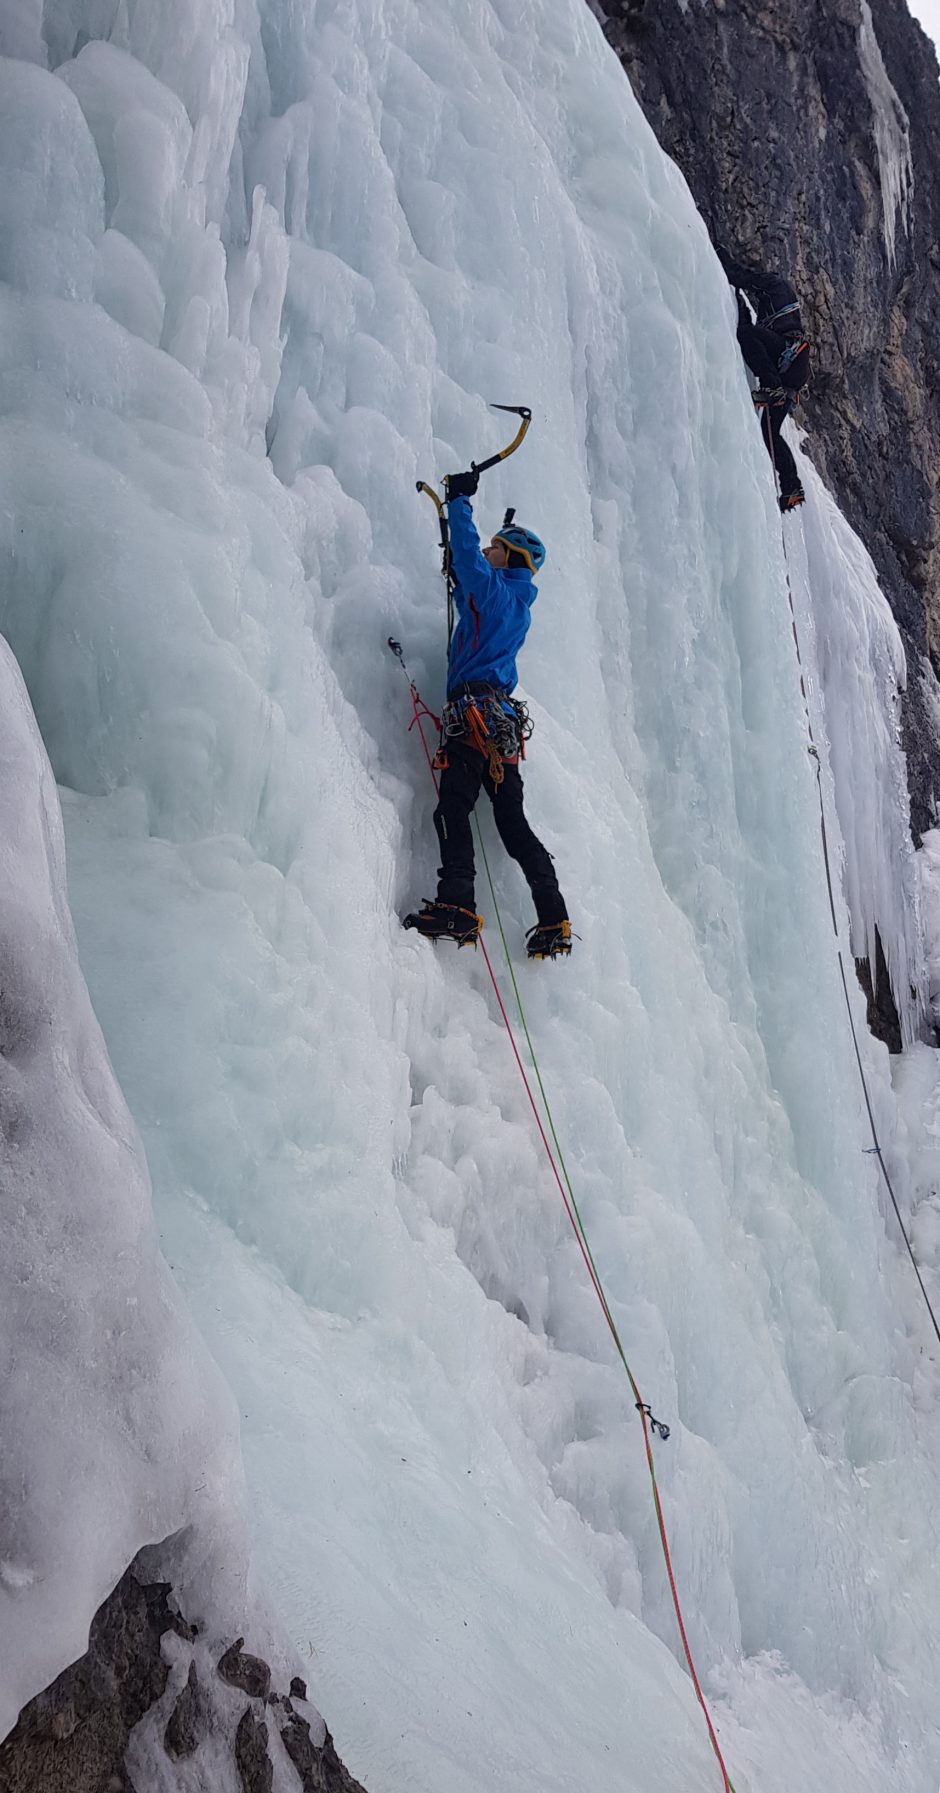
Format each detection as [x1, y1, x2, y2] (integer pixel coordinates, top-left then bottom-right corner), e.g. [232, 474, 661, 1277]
[752, 386, 787, 408]
[445, 469, 479, 500]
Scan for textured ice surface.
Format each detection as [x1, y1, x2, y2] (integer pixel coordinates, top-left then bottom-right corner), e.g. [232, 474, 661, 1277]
[2, 3, 940, 1791]
[0, 639, 245, 1739]
[784, 437, 924, 1041]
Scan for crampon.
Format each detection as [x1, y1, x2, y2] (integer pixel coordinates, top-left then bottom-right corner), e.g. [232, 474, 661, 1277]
[526, 919, 573, 961]
[403, 900, 483, 948]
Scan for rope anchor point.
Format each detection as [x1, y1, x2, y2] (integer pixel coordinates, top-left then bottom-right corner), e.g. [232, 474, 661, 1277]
[636, 1401, 671, 1442]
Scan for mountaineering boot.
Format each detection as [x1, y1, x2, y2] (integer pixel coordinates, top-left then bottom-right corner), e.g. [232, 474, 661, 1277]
[526, 919, 573, 961]
[403, 899, 482, 947]
[779, 484, 805, 513]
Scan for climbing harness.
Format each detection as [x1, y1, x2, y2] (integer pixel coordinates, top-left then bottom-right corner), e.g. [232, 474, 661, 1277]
[436, 690, 533, 785]
[753, 384, 800, 423]
[389, 631, 737, 1793]
[415, 404, 532, 647]
[767, 436, 940, 1355]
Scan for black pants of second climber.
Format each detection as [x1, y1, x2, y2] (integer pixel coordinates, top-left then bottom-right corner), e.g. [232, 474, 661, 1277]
[434, 741, 567, 925]
[734, 312, 801, 499]
[758, 401, 800, 499]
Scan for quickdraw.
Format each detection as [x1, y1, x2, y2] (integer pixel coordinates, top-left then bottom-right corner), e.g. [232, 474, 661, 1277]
[778, 337, 808, 375]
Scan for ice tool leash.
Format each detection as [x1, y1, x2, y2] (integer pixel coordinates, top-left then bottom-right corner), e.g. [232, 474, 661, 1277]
[392, 432, 739, 1787]
[767, 433, 940, 1355]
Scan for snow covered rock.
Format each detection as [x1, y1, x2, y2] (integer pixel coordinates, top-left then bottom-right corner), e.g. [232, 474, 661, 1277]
[0, 1553, 368, 1793]
[0, 1564, 181, 1793]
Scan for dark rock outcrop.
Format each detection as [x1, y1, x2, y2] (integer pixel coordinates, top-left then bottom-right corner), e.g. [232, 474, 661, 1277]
[597, 0, 940, 835]
[0, 1571, 177, 1793]
[0, 1559, 369, 1793]
[856, 925, 906, 1052]
[218, 1638, 272, 1704]
[163, 1661, 204, 1762]
[234, 1707, 273, 1793]
[279, 1708, 369, 1793]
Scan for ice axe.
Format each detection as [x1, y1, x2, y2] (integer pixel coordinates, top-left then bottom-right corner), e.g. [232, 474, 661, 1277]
[467, 402, 532, 475]
[415, 402, 531, 512]
[415, 404, 532, 644]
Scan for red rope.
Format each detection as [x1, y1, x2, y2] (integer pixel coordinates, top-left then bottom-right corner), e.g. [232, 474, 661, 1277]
[403, 674, 735, 1792]
[480, 930, 731, 1790]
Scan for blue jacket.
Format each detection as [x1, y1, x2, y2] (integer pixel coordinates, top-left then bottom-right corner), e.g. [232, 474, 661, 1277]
[446, 496, 537, 694]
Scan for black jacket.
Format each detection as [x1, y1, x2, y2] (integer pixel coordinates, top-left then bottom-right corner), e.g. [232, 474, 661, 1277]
[720, 252, 811, 393]
[719, 255, 804, 331]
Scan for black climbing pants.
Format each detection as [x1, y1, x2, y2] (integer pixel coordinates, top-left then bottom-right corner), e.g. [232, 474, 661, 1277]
[757, 399, 800, 499]
[433, 741, 567, 924]
[735, 311, 801, 498]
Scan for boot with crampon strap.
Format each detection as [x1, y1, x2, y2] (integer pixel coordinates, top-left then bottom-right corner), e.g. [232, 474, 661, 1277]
[403, 899, 483, 947]
[526, 919, 572, 961]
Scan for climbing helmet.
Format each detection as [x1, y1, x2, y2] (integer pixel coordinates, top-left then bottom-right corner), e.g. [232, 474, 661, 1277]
[493, 524, 546, 573]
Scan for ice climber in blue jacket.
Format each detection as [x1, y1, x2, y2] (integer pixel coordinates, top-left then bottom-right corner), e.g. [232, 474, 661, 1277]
[403, 468, 571, 959]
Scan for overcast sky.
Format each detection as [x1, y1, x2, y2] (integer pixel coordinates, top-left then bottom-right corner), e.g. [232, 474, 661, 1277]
[907, 0, 940, 48]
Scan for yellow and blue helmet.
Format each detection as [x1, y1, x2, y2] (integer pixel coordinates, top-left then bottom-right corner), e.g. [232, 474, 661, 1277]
[493, 524, 546, 573]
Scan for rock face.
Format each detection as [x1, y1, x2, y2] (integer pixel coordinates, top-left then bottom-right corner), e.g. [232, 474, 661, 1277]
[234, 1707, 274, 1793]
[0, 1570, 178, 1793]
[163, 1661, 204, 1762]
[0, 1561, 368, 1793]
[597, 0, 940, 835]
[278, 1707, 369, 1793]
[218, 1639, 273, 1704]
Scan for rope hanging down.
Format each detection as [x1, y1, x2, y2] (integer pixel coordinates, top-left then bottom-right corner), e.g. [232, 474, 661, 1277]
[389, 632, 737, 1793]
[768, 437, 940, 1355]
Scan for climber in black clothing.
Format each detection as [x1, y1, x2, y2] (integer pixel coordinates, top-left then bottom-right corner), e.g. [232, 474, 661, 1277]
[718, 252, 811, 513]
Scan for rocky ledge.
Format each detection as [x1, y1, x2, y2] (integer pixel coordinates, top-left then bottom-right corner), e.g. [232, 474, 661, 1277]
[0, 1560, 367, 1793]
